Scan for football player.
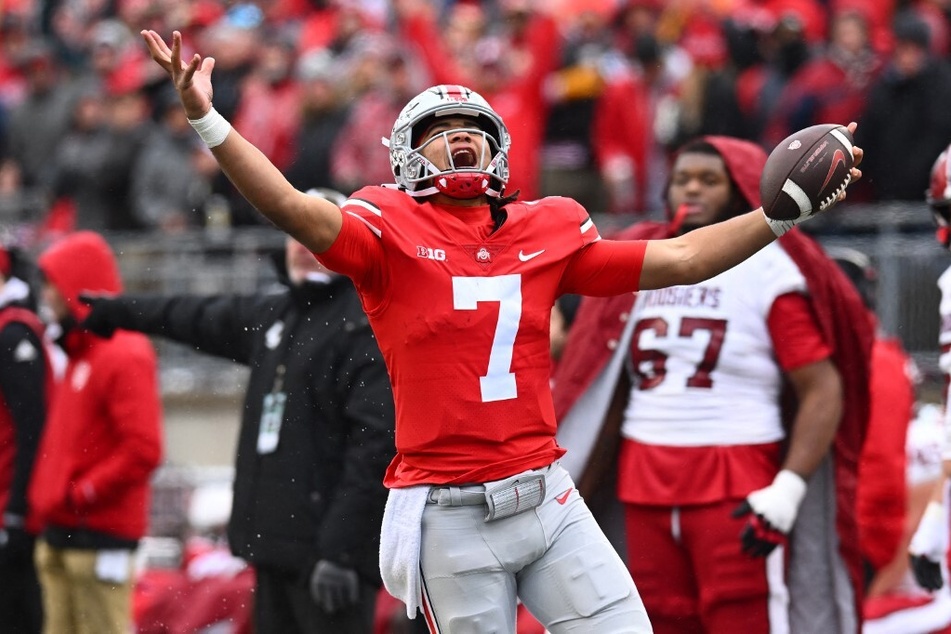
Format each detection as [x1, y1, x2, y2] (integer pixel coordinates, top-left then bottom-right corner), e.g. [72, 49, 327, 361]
[905, 144, 951, 596]
[552, 137, 874, 633]
[141, 29, 863, 632]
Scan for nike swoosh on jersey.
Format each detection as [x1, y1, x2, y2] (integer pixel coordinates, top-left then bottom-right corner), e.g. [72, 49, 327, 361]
[555, 488, 573, 505]
[518, 249, 545, 262]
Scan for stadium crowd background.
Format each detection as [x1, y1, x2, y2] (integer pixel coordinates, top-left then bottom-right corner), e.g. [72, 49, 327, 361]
[2, 0, 949, 404]
[3, 0, 951, 237]
[4, 0, 951, 631]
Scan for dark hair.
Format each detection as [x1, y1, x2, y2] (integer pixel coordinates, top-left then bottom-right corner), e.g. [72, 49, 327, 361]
[489, 190, 519, 232]
[669, 140, 749, 220]
[556, 293, 582, 329]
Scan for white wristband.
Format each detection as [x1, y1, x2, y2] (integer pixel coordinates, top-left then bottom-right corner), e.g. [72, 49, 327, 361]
[188, 107, 232, 148]
[763, 210, 800, 237]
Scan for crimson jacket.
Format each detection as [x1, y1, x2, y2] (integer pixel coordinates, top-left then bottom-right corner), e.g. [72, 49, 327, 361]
[30, 232, 162, 544]
[552, 136, 873, 624]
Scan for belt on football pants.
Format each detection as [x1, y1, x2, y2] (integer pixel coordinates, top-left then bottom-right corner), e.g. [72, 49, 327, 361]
[426, 468, 549, 521]
[427, 486, 486, 506]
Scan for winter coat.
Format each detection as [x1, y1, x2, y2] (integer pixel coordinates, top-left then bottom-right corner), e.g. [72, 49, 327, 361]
[109, 272, 395, 584]
[31, 231, 163, 545]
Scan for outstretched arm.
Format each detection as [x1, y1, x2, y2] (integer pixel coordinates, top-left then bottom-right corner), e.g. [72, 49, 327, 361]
[639, 122, 864, 290]
[140, 30, 342, 253]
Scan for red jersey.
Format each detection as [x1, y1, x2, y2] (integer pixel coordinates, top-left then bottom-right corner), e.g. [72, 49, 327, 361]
[318, 186, 647, 487]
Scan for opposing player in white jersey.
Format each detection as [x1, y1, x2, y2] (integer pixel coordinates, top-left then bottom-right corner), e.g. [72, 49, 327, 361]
[553, 137, 874, 633]
[904, 143, 951, 604]
[141, 30, 864, 632]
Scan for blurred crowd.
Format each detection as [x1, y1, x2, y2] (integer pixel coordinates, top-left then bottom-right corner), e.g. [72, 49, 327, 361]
[2, 0, 951, 247]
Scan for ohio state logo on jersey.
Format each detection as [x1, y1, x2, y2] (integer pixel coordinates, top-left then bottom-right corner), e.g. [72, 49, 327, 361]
[462, 245, 504, 269]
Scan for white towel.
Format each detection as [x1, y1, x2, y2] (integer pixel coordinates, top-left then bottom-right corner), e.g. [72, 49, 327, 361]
[379, 485, 429, 618]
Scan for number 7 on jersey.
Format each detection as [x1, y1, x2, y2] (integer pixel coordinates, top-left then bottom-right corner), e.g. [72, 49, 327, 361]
[453, 275, 521, 402]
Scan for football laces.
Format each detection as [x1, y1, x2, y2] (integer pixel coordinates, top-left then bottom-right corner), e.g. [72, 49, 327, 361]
[818, 172, 852, 212]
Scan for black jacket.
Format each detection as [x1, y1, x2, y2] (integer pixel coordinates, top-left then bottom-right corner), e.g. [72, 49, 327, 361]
[111, 274, 394, 584]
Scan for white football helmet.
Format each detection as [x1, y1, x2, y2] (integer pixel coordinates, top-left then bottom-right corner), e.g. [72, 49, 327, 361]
[384, 85, 511, 199]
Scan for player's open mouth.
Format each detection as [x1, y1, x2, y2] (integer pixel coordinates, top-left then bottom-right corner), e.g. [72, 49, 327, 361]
[452, 148, 477, 168]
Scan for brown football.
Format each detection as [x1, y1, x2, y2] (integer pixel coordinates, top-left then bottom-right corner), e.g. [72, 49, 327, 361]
[760, 124, 854, 221]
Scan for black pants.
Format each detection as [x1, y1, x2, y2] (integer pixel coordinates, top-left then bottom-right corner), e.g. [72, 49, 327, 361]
[0, 544, 43, 634]
[254, 565, 377, 634]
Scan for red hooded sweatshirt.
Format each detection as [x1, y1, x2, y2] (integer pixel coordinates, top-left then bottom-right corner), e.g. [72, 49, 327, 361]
[30, 231, 163, 542]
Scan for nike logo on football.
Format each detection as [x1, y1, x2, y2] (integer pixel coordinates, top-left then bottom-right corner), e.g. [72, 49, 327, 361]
[518, 249, 545, 262]
[820, 148, 846, 192]
[555, 488, 573, 505]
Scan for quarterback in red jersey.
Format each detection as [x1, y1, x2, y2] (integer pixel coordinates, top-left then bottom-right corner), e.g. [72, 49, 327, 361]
[141, 29, 864, 632]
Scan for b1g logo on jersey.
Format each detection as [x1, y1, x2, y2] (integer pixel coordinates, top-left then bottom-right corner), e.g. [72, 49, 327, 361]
[417, 246, 447, 261]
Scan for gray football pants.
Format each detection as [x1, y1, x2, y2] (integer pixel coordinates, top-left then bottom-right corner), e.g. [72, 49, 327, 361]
[419, 462, 652, 633]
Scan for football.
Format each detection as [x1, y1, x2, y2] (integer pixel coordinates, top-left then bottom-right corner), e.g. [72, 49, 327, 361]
[760, 124, 854, 221]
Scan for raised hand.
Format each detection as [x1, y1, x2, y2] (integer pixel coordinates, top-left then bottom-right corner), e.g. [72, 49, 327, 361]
[140, 30, 214, 120]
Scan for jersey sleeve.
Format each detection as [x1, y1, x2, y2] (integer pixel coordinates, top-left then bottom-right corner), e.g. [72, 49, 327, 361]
[559, 239, 647, 297]
[315, 188, 387, 303]
[767, 292, 832, 371]
[555, 197, 647, 296]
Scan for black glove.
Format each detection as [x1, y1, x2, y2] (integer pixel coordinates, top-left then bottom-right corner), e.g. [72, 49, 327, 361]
[78, 293, 126, 338]
[908, 501, 948, 591]
[731, 470, 807, 558]
[0, 526, 34, 565]
[732, 503, 788, 557]
[309, 559, 359, 614]
[911, 553, 944, 591]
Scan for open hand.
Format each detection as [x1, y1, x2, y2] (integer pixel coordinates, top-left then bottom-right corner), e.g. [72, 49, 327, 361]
[140, 30, 214, 120]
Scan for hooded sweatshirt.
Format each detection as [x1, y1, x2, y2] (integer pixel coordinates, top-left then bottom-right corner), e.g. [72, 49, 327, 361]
[30, 231, 163, 545]
[552, 137, 873, 626]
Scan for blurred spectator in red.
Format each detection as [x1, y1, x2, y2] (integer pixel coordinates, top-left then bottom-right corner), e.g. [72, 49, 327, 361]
[197, 11, 259, 122]
[831, 0, 896, 54]
[912, 0, 951, 58]
[596, 0, 689, 215]
[394, 0, 559, 201]
[31, 231, 163, 634]
[611, 0, 663, 59]
[84, 20, 148, 96]
[857, 9, 951, 202]
[734, 6, 816, 143]
[540, 6, 616, 212]
[48, 75, 154, 232]
[130, 87, 219, 233]
[285, 49, 351, 193]
[228, 28, 302, 225]
[1, 41, 81, 195]
[590, 39, 652, 215]
[762, 9, 883, 150]
[660, 7, 762, 155]
[330, 45, 420, 192]
[298, 0, 385, 56]
[0, 13, 32, 118]
[232, 31, 300, 173]
[764, 0, 828, 44]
